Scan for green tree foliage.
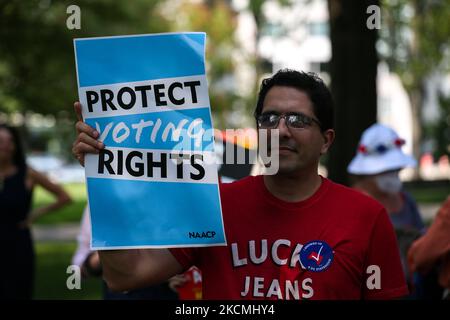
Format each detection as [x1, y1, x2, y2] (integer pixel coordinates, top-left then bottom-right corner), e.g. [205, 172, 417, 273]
[381, 0, 450, 90]
[424, 93, 450, 159]
[380, 0, 450, 170]
[0, 0, 170, 116]
[160, 0, 238, 128]
[0, 1, 169, 159]
[246, 0, 295, 118]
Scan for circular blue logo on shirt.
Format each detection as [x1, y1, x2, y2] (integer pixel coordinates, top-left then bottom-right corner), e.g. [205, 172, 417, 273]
[299, 240, 334, 272]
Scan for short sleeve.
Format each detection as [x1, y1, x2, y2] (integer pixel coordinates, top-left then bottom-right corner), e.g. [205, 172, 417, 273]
[363, 208, 409, 300]
[408, 197, 450, 273]
[169, 247, 199, 272]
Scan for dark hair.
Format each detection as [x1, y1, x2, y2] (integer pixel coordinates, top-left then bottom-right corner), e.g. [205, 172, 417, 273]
[0, 123, 26, 169]
[254, 69, 334, 131]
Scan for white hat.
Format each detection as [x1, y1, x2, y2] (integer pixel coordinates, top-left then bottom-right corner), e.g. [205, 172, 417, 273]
[347, 124, 417, 175]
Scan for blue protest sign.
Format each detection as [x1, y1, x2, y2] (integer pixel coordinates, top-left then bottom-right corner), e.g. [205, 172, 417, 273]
[74, 32, 226, 249]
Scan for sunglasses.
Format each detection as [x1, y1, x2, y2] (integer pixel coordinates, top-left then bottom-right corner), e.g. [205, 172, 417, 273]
[256, 112, 322, 130]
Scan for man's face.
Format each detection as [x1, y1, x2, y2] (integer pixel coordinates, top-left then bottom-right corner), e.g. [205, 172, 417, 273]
[260, 86, 332, 175]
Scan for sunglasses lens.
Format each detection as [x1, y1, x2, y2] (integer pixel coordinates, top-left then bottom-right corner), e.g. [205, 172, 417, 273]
[259, 114, 278, 128]
[258, 113, 316, 129]
[287, 114, 307, 128]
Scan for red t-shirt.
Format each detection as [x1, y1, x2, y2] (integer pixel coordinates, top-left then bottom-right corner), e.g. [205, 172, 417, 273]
[170, 175, 408, 300]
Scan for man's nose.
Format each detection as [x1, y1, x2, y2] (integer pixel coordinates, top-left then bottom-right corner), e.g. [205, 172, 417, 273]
[277, 117, 291, 138]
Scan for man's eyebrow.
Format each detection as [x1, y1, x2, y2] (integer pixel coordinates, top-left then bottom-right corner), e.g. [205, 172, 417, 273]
[263, 111, 310, 117]
[261, 109, 280, 114]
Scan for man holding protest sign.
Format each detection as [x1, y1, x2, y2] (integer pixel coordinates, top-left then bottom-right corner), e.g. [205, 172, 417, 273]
[73, 67, 408, 299]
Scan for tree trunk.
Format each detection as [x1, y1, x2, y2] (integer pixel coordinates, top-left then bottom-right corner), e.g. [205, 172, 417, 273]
[327, 0, 379, 186]
[408, 84, 425, 180]
[250, 4, 265, 113]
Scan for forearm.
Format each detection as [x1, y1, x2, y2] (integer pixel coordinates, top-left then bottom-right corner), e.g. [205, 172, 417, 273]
[32, 204, 59, 218]
[30, 196, 71, 220]
[99, 248, 181, 292]
[31, 193, 72, 220]
[99, 250, 142, 283]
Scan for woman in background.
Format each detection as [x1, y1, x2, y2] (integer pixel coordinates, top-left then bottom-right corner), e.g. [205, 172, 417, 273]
[347, 124, 425, 297]
[0, 123, 71, 299]
[347, 124, 424, 232]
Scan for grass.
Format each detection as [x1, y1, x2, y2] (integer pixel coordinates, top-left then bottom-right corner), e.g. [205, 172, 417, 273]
[34, 241, 102, 300]
[404, 185, 449, 204]
[33, 183, 87, 225]
[32, 181, 448, 226]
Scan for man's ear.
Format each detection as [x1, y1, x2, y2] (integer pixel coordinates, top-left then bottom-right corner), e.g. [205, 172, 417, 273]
[320, 129, 335, 155]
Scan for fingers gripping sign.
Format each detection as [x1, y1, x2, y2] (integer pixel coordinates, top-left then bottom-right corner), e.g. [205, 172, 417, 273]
[73, 101, 104, 166]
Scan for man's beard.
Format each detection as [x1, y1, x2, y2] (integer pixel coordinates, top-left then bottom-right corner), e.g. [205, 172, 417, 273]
[276, 155, 302, 174]
[272, 141, 301, 174]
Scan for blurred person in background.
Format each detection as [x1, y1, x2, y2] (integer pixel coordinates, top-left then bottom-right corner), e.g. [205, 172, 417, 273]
[408, 196, 450, 300]
[0, 123, 72, 299]
[347, 123, 426, 297]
